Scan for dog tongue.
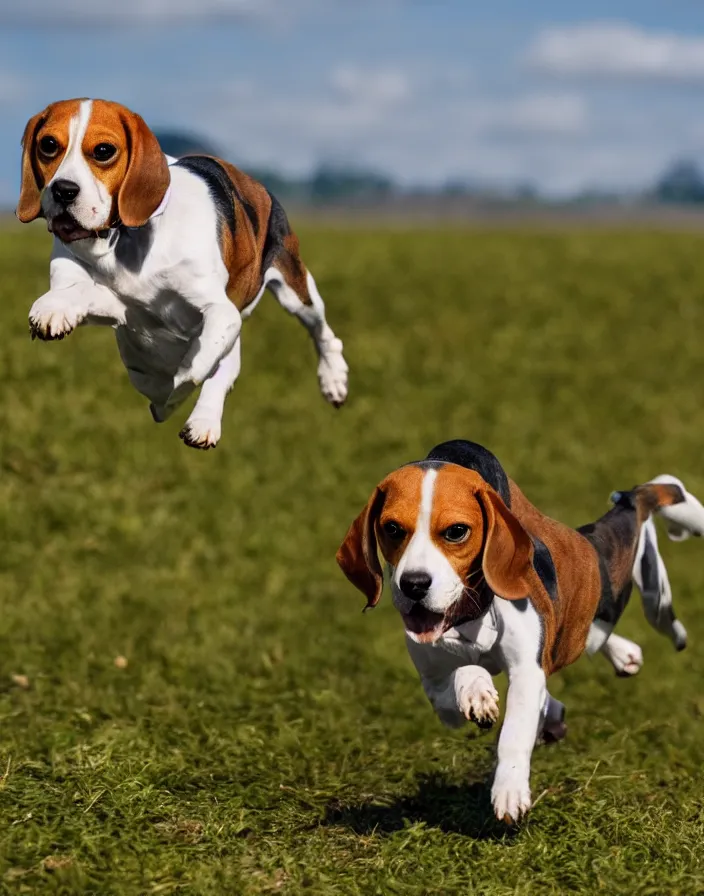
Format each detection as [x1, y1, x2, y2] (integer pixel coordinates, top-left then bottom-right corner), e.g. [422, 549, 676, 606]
[49, 213, 95, 243]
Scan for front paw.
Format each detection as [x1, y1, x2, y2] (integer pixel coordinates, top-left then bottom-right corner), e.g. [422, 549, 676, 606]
[179, 416, 221, 450]
[457, 673, 499, 729]
[29, 301, 84, 341]
[492, 766, 531, 824]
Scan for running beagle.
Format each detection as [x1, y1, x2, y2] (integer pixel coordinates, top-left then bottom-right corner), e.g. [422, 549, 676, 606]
[337, 440, 704, 824]
[17, 98, 348, 449]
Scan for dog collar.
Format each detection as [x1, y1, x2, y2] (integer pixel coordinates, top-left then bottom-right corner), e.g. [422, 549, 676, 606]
[148, 183, 171, 220]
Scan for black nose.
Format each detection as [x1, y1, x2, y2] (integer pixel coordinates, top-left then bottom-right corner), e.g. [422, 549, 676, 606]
[51, 179, 80, 204]
[399, 570, 432, 600]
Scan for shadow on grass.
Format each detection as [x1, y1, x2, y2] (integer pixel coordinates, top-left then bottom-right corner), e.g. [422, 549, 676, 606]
[323, 772, 515, 841]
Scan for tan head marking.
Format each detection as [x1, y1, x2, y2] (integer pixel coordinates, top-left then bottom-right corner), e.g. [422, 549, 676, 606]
[16, 98, 169, 233]
[337, 464, 534, 627]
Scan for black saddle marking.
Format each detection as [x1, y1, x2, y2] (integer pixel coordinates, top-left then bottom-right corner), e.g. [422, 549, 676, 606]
[531, 534, 558, 603]
[262, 191, 293, 272]
[175, 155, 237, 241]
[421, 440, 511, 506]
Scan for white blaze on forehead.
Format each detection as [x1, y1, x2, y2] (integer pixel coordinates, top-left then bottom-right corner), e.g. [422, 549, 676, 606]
[396, 467, 436, 576]
[392, 465, 465, 616]
[56, 99, 93, 177]
[419, 466, 437, 534]
[48, 99, 112, 230]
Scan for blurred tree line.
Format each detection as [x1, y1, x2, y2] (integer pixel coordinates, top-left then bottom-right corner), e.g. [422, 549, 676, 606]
[156, 130, 392, 203]
[651, 160, 704, 204]
[156, 130, 704, 206]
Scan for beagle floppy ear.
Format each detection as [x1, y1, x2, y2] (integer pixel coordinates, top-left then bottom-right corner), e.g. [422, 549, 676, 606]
[336, 487, 385, 609]
[118, 110, 170, 228]
[476, 487, 534, 600]
[16, 108, 49, 223]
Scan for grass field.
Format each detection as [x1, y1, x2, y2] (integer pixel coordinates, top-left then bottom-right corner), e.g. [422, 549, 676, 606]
[1, 223, 704, 895]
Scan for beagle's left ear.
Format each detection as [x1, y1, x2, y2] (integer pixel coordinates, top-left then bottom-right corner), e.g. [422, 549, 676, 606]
[476, 486, 534, 600]
[16, 108, 49, 223]
[336, 487, 385, 609]
[118, 110, 170, 228]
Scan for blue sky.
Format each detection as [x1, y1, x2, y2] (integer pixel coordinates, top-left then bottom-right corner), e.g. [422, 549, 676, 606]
[2, 1, 704, 203]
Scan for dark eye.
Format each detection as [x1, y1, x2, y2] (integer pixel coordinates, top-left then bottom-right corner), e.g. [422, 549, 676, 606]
[92, 143, 117, 162]
[38, 135, 59, 158]
[382, 520, 406, 540]
[443, 524, 470, 544]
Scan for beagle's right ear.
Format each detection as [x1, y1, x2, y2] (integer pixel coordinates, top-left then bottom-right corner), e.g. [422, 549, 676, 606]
[336, 487, 385, 609]
[16, 108, 49, 223]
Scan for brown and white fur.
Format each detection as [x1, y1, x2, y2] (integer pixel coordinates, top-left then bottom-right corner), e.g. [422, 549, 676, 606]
[337, 440, 704, 824]
[16, 98, 348, 449]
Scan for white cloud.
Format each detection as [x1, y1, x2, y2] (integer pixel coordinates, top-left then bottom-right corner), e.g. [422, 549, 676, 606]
[528, 21, 704, 82]
[163, 77, 592, 194]
[330, 66, 409, 105]
[480, 93, 588, 137]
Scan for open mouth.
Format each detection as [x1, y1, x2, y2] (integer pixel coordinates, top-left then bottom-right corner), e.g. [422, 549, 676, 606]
[48, 212, 99, 243]
[402, 605, 446, 643]
[402, 586, 491, 643]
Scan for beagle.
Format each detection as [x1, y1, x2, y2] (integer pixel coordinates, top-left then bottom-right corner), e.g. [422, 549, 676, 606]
[337, 439, 704, 824]
[17, 98, 349, 449]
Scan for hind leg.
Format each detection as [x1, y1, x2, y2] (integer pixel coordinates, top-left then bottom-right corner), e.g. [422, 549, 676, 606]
[179, 338, 242, 450]
[538, 693, 567, 744]
[264, 263, 348, 407]
[586, 621, 644, 676]
[634, 518, 688, 651]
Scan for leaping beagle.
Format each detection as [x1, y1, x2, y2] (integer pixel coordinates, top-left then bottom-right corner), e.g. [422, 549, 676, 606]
[337, 440, 704, 824]
[17, 98, 349, 449]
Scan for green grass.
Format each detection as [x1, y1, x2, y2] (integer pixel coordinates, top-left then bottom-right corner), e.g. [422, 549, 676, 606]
[1, 222, 704, 895]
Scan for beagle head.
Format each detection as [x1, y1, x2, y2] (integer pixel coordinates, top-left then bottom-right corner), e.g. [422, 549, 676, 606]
[337, 462, 534, 643]
[17, 98, 170, 241]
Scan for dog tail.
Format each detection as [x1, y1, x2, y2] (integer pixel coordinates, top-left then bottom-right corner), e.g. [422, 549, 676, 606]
[642, 474, 704, 540]
[610, 475, 704, 539]
[610, 475, 704, 652]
